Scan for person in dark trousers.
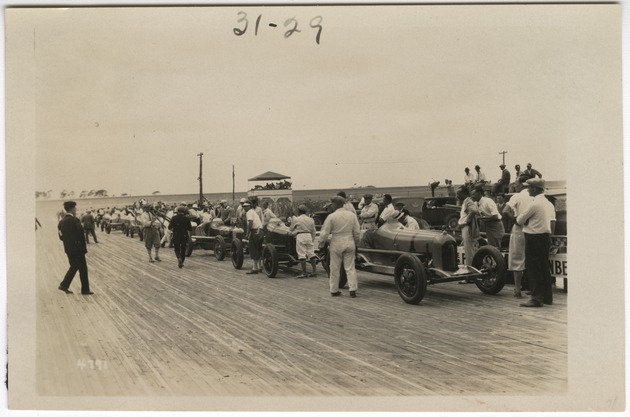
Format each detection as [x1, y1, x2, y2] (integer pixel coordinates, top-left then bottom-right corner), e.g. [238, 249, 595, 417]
[515, 178, 556, 307]
[57, 201, 93, 295]
[81, 210, 98, 244]
[168, 206, 192, 268]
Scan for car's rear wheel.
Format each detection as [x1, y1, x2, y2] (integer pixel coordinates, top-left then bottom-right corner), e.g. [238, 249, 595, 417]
[262, 244, 279, 278]
[472, 245, 506, 295]
[446, 215, 459, 230]
[394, 254, 428, 304]
[231, 238, 244, 269]
[214, 235, 226, 261]
[186, 235, 194, 257]
[318, 243, 348, 287]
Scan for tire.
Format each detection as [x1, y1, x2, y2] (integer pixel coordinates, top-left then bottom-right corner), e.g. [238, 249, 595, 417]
[262, 244, 279, 278]
[471, 245, 507, 295]
[394, 254, 428, 304]
[231, 238, 244, 269]
[318, 243, 347, 287]
[214, 235, 226, 261]
[186, 235, 194, 257]
[446, 215, 459, 231]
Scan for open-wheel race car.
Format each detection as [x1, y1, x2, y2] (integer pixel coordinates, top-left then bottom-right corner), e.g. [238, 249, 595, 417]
[125, 218, 143, 239]
[105, 216, 129, 234]
[231, 218, 322, 277]
[187, 218, 245, 260]
[319, 226, 506, 304]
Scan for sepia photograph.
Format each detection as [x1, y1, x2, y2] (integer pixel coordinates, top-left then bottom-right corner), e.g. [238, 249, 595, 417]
[4, 3, 625, 414]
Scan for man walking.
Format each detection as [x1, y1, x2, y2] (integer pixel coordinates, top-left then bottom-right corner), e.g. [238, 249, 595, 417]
[140, 205, 162, 262]
[319, 196, 361, 298]
[516, 178, 556, 307]
[81, 210, 98, 244]
[168, 206, 192, 268]
[57, 201, 93, 295]
[244, 201, 264, 275]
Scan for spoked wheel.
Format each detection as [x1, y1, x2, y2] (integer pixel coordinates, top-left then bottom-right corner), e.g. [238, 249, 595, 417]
[472, 245, 506, 295]
[262, 244, 279, 278]
[231, 238, 244, 269]
[394, 254, 428, 304]
[214, 235, 226, 261]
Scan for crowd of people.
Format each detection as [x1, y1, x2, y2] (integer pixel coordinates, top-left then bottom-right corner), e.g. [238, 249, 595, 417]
[54, 160, 556, 308]
[251, 180, 292, 190]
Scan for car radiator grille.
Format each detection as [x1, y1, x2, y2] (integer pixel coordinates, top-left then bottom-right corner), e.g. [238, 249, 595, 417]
[441, 241, 458, 271]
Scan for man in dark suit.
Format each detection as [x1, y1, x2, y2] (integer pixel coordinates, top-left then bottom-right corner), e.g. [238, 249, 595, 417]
[58, 201, 93, 295]
[168, 206, 193, 268]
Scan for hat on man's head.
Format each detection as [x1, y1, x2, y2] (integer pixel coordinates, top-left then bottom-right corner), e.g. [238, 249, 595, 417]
[475, 165, 481, 169]
[221, 199, 227, 204]
[242, 201, 251, 207]
[394, 201, 405, 207]
[298, 204, 308, 213]
[383, 194, 392, 202]
[526, 178, 545, 190]
[63, 201, 77, 211]
[499, 164, 506, 169]
[177, 206, 188, 213]
[363, 193, 373, 199]
[473, 185, 485, 194]
[240, 198, 247, 203]
[337, 191, 347, 199]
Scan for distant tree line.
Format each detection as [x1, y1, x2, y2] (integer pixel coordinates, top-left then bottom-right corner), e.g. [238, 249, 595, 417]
[35, 189, 110, 199]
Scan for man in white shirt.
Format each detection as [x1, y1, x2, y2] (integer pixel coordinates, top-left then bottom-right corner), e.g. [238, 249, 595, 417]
[290, 204, 318, 278]
[378, 194, 395, 226]
[358, 194, 379, 230]
[515, 178, 556, 307]
[474, 165, 488, 185]
[501, 186, 533, 298]
[319, 196, 361, 298]
[244, 202, 264, 275]
[472, 186, 505, 249]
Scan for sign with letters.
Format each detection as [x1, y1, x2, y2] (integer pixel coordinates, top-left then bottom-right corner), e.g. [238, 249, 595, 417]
[457, 247, 568, 278]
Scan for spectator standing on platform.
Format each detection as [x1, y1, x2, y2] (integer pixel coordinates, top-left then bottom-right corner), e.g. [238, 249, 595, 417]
[168, 206, 193, 268]
[319, 196, 361, 298]
[474, 165, 488, 186]
[290, 204, 318, 278]
[515, 178, 556, 307]
[472, 186, 505, 249]
[57, 201, 93, 295]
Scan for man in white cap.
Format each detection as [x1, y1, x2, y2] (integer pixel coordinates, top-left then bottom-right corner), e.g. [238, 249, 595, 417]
[235, 197, 248, 229]
[290, 204, 318, 278]
[515, 178, 556, 307]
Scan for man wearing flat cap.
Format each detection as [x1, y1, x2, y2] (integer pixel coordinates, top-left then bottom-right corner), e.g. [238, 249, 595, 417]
[290, 204, 318, 278]
[515, 178, 556, 307]
[168, 205, 193, 268]
[57, 201, 93, 295]
[358, 194, 378, 231]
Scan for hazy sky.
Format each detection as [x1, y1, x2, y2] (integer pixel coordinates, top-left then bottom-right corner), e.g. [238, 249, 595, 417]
[33, 5, 576, 197]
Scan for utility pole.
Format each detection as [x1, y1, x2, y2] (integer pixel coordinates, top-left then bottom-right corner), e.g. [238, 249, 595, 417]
[197, 152, 203, 204]
[232, 165, 235, 202]
[498, 150, 508, 165]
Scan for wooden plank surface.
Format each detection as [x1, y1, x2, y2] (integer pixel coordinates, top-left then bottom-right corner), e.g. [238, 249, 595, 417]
[35, 212, 567, 397]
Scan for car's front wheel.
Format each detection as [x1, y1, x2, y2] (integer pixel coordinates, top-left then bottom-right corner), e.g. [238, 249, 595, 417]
[231, 238, 244, 269]
[394, 254, 428, 304]
[472, 245, 506, 295]
[214, 235, 226, 261]
[262, 244, 279, 278]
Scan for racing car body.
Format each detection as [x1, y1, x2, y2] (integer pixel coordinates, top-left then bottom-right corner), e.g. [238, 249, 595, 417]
[321, 226, 506, 304]
[187, 218, 244, 260]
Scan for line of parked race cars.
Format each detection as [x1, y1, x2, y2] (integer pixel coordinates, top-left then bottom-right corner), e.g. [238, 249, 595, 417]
[94, 197, 510, 305]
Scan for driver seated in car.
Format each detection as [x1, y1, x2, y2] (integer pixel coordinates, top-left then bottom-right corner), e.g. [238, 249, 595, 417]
[380, 210, 406, 232]
[396, 211, 420, 230]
